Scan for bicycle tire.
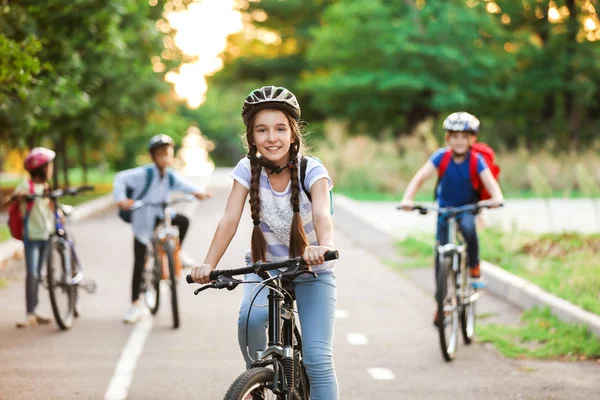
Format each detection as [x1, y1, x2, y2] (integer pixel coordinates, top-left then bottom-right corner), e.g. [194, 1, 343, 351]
[225, 368, 281, 400]
[165, 243, 180, 329]
[294, 349, 310, 400]
[47, 238, 75, 330]
[460, 295, 476, 344]
[436, 256, 458, 361]
[143, 248, 161, 315]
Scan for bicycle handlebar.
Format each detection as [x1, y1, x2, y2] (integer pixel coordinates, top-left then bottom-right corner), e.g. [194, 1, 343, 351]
[130, 194, 196, 211]
[397, 203, 503, 216]
[19, 185, 95, 201]
[185, 250, 340, 287]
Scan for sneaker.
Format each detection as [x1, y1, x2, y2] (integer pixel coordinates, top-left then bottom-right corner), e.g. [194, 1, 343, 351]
[16, 314, 39, 328]
[469, 265, 488, 289]
[34, 312, 52, 325]
[123, 303, 148, 324]
[179, 251, 196, 269]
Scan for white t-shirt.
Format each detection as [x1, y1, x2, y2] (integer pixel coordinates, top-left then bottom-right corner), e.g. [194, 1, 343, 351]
[230, 155, 335, 274]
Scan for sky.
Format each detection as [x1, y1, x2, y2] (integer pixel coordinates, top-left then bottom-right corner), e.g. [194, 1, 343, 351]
[163, 0, 243, 108]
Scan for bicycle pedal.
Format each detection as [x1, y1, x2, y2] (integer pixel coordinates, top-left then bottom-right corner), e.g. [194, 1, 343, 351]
[80, 279, 98, 294]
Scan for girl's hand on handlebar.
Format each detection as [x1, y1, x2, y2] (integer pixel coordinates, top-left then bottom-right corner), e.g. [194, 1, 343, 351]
[303, 245, 334, 266]
[190, 264, 214, 284]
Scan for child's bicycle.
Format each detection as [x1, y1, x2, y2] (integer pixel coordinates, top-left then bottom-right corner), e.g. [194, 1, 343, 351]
[398, 203, 500, 361]
[131, 195, 196, 329]
[186, 250, 340, 400]
[24, 186, 98, 330]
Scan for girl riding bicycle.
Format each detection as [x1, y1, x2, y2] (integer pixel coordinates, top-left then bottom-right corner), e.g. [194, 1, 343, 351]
[13, 147, 56, 328]
[190, 86, 339, 400]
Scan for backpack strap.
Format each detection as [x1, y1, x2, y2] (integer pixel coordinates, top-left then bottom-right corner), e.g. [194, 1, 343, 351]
[136, 167, 154, 200]
[469, 150, 481, 191]
[300, 156, 311, 201]
[25, 180, 35, 213]
[167, 170, 175, 189]
[434, 150, 453, 200]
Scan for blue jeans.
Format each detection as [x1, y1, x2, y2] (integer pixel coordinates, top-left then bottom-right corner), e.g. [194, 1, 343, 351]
[436, 211, 479, 268]
[24, 240, 48, 314]
[238, 272, 339, 400]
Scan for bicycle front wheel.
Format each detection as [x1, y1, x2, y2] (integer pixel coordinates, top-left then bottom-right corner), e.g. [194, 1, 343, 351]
[47, 237, 75, 330]
[142, 247, 160, 315]
[436, 256, 458, 361]
[460, 292, 476, 344]
[165, 243, 180, 329]
[225, 368, 282, 400]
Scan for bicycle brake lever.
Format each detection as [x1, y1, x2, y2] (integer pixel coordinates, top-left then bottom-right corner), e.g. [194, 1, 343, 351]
[214, 277, 241, 291]
[193, 284, 215, 295]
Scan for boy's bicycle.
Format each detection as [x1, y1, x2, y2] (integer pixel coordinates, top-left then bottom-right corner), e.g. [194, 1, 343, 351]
[23, 186, 98, 330]
[186, 250, 340, 400]
[398, 203, 499, 361]
[131, 195, 195, 329]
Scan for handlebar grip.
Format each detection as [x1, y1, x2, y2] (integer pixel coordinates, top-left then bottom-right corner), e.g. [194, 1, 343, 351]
[186, 274, 194, 284]
[324, 250, 339, 261]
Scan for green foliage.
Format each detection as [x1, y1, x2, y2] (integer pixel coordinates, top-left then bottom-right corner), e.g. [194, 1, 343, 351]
[478, 307, 600, 360]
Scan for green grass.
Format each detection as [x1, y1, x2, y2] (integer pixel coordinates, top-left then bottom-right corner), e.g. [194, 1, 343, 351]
[336, 189, 593, 202]
[395, 228, 600, 316]
[0, 225, 10, 243]
[0, 278, 7, 289]
[393, 234, 435, 268]
[478, 307, 600, 360]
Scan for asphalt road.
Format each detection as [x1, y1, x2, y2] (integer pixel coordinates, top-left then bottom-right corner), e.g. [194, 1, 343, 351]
[0, 183, 598, 400]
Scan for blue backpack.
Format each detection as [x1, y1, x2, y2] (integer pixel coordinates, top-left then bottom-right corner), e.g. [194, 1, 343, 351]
[118, 167, 175, 223]
[300, 156, 334, 215]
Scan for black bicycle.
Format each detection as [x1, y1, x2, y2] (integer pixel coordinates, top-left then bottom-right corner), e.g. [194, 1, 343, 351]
[398, 203, 500, 361]
[186, 250, 340, 400]
[132, 196, 195, 329]
[21, 186, 98, 330]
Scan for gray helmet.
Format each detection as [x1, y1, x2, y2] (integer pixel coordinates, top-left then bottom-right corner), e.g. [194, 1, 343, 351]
[442, 112, 480, 134]
[241, 86, 301, 126]
[148, 134, 174, 152]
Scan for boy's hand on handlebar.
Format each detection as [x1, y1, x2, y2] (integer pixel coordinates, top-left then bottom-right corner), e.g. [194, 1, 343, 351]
[190, 264, 215, 284]
[117, 199, 135, 211]
[194, 191, 213, 201]
[477, 199, 503, 209]
[303, 245, 334, 266]
[398, 199, 414, 211]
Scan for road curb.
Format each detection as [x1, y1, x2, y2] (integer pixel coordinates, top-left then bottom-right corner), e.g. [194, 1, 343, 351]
[334, 195, 600, 338]
[481, 261, 600, 337]
[0, 193, 115, 268]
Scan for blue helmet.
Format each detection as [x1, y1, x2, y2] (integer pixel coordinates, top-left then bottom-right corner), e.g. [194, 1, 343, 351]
[148, 134, 174, 152]
[442, 112, 480, 134]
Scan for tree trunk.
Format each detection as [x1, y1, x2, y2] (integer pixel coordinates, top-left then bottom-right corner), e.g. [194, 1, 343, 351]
[564, 0, 578, 149]
[79, 132, 88, 185]
[57, 136, 70, 188]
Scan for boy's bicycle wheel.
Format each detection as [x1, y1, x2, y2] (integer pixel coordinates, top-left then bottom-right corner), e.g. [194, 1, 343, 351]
[165, 243, 180, 329]
[142, 249, 160, 315]
[436, 256, 458, 361]
[47, 237, 75, 330]
[460, 291, 476, 344]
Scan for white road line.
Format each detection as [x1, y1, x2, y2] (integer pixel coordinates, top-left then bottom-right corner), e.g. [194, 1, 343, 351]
[346, 333, 368, 345]
[104, 316, 153, 400]
[335, 309, 349, 319]
[368, 368, 396, 381]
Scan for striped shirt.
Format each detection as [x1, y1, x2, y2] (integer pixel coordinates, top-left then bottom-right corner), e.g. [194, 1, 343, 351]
[230, 156, 335, 274]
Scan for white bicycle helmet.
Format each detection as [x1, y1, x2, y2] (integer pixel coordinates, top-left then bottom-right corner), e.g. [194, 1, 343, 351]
[442, 112, 480, 134]
[241, 86, 301, 125]
[148, 134, 175, 152]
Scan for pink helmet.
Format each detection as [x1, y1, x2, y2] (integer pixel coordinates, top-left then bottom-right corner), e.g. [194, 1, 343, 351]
[24, 147, 56, 172]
